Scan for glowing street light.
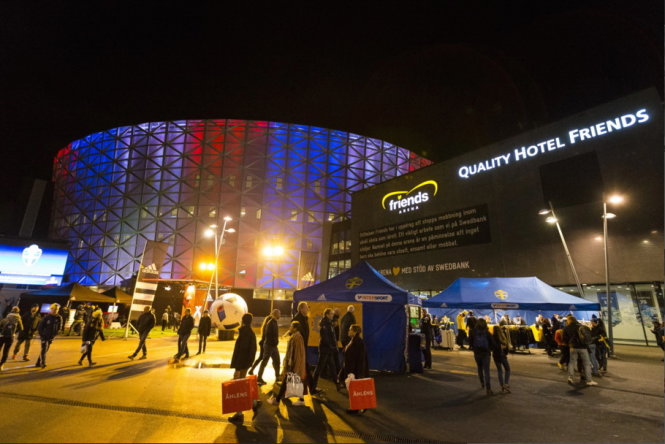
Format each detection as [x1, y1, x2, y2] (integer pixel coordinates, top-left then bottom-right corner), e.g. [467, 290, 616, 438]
[539, 204, 584, 298]
[603, 194, 624, 356]
[262, 243, 285, 311]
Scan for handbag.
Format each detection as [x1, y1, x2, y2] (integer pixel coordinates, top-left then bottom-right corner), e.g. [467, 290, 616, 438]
[80, 342, 89, 354]
[284, 372, 304, 398]
[221, 378, 254, 414]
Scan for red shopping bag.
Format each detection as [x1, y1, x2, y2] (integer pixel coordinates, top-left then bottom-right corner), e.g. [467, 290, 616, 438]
[348, 378, 377, 410]
[247, 375, 260, 401]
[221, 378, 253, 414]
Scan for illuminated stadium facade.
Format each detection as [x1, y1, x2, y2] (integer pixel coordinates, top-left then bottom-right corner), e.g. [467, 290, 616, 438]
[50, 120, 431, 295]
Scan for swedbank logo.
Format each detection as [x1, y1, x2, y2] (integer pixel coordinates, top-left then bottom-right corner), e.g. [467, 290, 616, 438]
[381, 180, 439, 214]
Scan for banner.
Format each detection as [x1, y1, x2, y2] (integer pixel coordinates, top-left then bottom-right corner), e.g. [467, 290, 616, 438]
[128, 240, 169, 320]
[296, 251, 319, 290]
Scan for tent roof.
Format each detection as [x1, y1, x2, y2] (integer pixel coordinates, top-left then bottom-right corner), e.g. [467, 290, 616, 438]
[422, 277, 600, 311]
[102, 287, 133, 304]
[294, 260, 421, 305]
[25, 283, 116, 304]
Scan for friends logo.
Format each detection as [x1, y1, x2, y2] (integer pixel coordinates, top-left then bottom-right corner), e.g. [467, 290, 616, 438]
[381, 180, 439, 214]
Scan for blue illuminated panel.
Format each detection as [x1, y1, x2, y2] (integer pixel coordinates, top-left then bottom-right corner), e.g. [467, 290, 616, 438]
[0, 243, 68, 285]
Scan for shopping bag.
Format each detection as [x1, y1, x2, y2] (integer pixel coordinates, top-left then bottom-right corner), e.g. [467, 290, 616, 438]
[221, 378, 253, 414]
[284, 372, 304, 398]
[247, 374, 260, 401]
[80, 342, 88, 354]
[348, 378, 377, 410]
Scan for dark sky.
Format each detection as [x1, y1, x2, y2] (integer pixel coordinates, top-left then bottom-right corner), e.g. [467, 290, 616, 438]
[0, 2, 662, 232]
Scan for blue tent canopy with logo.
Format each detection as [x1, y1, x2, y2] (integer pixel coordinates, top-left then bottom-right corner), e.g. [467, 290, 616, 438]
[422, 277, 600, 311]
[293, 260, 421, 373]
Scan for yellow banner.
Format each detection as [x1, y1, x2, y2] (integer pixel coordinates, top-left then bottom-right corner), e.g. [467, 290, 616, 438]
[305, 301, 363, 348]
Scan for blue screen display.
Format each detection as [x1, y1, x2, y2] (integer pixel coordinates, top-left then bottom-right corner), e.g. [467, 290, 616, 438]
[0, 243, 68, 285]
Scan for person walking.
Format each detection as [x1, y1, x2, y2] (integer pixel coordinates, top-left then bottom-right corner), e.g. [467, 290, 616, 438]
[469, 318, 495, 395]
[563, 316, 597, 386]
[68, 306, 85, 336]
[78, 307, 105, 367]
[256, 309, 281, 386]
[267, 321, 309, 406]
[59, 305, 70, 333]
[128, 306, 156, 360]
[339, 305, 356, 347]
[312, 308, 342, 392]
[455, 310, 468, 350]
[492, 324, 512, 393]
[197, 310, 212, 355]
[249, 315, 271, 375]
[174, 308, 194, 361]
[36, 303, 62, 369]
[555, 325, 569, 370]
[161, 309, 169, 331]
[13, 304, 41, 362]
[466, 311, 478, 350]
[420, 314, 433, 369]
[338, 324, 369, 414]
[541, 317, 555, 356]
[228, 313, 257, 423]
[0, 307, 23, 371]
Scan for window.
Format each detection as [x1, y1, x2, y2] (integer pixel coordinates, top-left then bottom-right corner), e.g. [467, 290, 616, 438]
[227, 175, 236, 187]
[245, 175, 254, 189]
[256, 209, 262, 219]
[307, 211, 316, 223]
[275, 177, 283, 190]
[208, 208, 217, 218]
[240, 207, 246, 217]
[328, 213, 335, 222]
[290, 210, 298, 221]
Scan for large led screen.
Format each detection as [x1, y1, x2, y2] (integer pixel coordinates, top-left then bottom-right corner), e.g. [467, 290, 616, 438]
[0, 243, 68, 285]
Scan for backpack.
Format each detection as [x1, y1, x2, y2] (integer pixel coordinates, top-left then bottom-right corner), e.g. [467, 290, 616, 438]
[474, 330, 489, 351]
[1, 316, 19, 337]
[577, 324, 592, 346]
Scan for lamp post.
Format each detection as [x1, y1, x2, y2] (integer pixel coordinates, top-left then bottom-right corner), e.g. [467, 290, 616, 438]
[262, 244, 285, 312]
[603, 194, 623, 356]
[203, 216, 235, 302]
[540, 202, 585, 298]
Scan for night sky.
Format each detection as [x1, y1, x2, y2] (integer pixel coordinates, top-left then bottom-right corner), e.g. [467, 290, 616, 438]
[0, 2, 662, 235]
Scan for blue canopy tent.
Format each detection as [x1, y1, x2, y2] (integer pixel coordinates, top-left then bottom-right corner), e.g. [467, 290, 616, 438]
[293, 261, 421, 373]
[423, 277, 600, 326]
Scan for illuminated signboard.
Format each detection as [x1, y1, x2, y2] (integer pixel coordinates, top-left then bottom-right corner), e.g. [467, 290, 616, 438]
[0, 243, 68, 285]
[381, 180, 439, 214]
[457, 109, 650, 179]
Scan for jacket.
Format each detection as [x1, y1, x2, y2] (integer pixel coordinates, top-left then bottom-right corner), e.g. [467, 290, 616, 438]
[293, 312, 310, 347]
[563, 322, 585, 349]
[492, 325, 511, 354]
[318, 316, 337, 354]
[0, 313, 23, 338]
[198, 316, 212, 337]
[82, 316, 104, 342]
[38, 314, 62, 341]
[178, 314, 194, 335]
[230, 325, 257, 370]
[18, 312, 41, 339]
[137, 311, 156, 335]
[262, 316, 279, 347]
[342, 335, 369, 380]
[339, 311, 356, 346]
[284, 331, 306, 380]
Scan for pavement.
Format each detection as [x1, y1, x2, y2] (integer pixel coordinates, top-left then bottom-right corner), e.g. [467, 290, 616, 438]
[0, 333, 662, 443]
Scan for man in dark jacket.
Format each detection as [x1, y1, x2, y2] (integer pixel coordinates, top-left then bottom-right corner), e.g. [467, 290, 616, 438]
[293, 302, 310, 347]
[13, 304, 41, 361]
[339, 305, 356, 347]
[36, 303, 62, 369]
[312, 308, 341, 391]
[562, 316, 596, 386]
[174, 308, 194, 361]
[0, 307, 24, 370]
[68, 306, 85, 336]
[197, 310, 212, 355]
[128, 306, 156, 360]
[257, 309, 281, 385]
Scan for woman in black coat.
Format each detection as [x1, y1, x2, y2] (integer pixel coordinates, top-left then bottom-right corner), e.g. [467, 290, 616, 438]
[339, 324, 369, 383]
[228, 313, 257, 423]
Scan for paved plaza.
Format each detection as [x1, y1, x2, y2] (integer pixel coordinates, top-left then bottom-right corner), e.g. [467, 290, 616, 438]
[0, 333, 662, 443]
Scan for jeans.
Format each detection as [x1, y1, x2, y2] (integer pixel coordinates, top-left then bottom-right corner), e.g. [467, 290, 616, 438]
[257, 344, 280, 380]
[588, 344, 599, 373]
[198, 335, 208, 354]
[36, 340, 52, 366]
[13, 336, 32, 358]
[80, 341, 95, 364]
[0, 337, 13, 365]
[312, 351, 339, 387]
[176, 333, 190, 358]
[492, 349, 511, 386]
[559, 346, 569, 365]
[474, 351, 491, 389]
[132, 331, 150, 357]
[568, 347, 592, 381]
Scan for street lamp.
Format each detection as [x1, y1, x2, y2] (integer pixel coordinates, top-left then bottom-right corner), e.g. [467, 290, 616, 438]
[603, 194, 624, 356]
[539, 202, 584, 298]
[203, 216, 235, 303]
[262, 244, 285, 311]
